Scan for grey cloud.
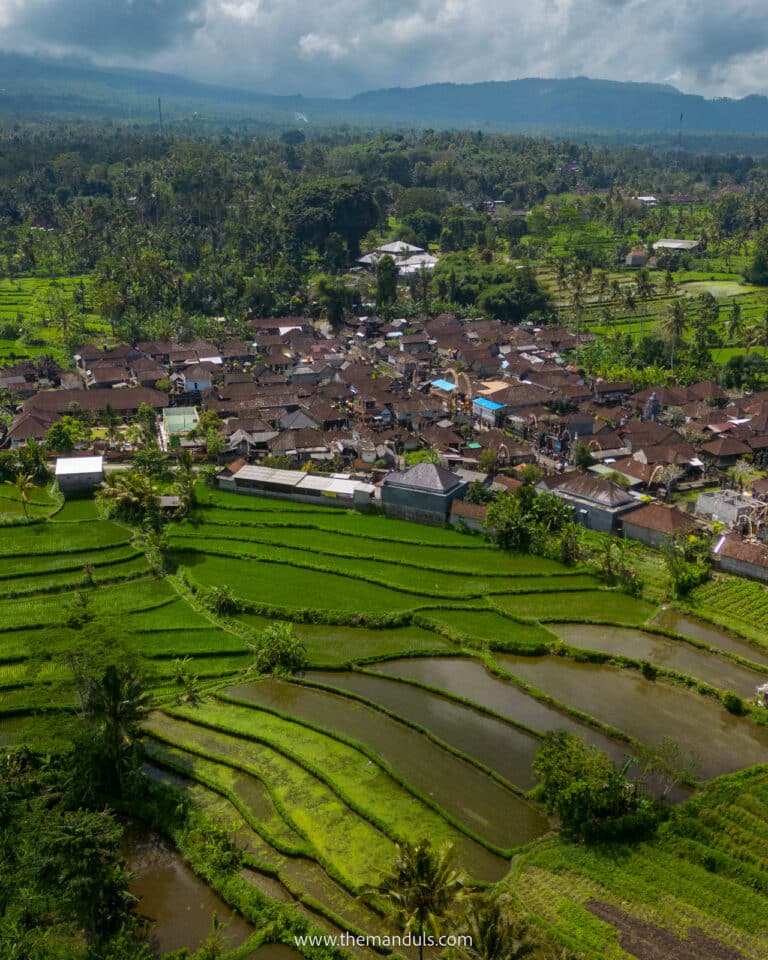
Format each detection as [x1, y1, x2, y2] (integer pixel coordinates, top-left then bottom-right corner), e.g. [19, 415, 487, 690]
[11, 0, 206, 57]
[1, 0, 768, 98]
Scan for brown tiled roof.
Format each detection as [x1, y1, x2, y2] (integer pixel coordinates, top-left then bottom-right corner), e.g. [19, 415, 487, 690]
[717, 534, 768, 568]
[553, 472, 635, 507]
[450, 499, 488, 521]
[25, 386, 167, 415]
[701, 437, 752, 457]
[622, 503, 698, 535]
[269, 428, 328, 453]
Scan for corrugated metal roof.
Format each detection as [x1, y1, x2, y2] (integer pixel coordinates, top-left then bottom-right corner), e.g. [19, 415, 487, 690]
[473, 397, 506, 411]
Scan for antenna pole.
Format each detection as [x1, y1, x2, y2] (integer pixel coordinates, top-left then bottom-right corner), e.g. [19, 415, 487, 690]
[158, 97, 164, 136]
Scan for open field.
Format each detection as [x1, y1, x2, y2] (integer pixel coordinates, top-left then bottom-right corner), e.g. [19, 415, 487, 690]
[5, 486, 768, 955]
[0, 274, 106, 362]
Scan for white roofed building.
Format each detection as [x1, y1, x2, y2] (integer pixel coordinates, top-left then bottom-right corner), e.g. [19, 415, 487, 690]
[55, 456, 104, 493]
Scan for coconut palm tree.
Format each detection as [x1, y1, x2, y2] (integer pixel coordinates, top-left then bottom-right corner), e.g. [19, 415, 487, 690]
[7, 471, 34, 520]
[102, 403, 121, 449]
[455, 897, 541, 960]
[360, 840, 469, 960]
[661, 298, 688, 374]
[81, 663, 151, 793]
[747, 309, 768, 357]
[593, 269, 610, 305]
[724, 302, 745, 346]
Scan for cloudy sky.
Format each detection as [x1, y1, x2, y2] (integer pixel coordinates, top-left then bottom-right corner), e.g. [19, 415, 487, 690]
[0, 0, 767, 98]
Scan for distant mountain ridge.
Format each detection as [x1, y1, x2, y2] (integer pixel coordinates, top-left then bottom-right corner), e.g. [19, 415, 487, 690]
[2, 51, 768, 135]
[350, 77, 768, 132]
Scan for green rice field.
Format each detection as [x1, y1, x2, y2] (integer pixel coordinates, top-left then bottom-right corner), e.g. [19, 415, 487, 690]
[4, 486, 768, 957]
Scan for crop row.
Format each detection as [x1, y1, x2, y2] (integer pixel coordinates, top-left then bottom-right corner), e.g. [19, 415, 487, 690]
[690, 577, 768, 632]
[491, 590, 655, 625]
[192, 504, 490, 548]
[0, 554, 150, 599]
[0, 544, 140, 581]
[170, 535, 584, 603]
[163, 699, 502, 864]
[144, 711, 397, 890]
[178, 515, 566, 575]
[142, 750, 396, 950]
[241, 615, 455, 667]
[0, 576, 175, 630]
[0, 518, 130, 556]
[216, 684, 532, 856]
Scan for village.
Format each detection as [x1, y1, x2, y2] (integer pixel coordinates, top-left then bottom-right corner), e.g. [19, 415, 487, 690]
[5, 253, 768, 586]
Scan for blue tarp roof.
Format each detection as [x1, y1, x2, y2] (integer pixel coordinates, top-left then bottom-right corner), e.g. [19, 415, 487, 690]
[473, 397, 505, 411]
[431, 378, 457, 392]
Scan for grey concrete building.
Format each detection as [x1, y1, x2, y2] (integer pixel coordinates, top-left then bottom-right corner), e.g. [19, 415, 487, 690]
[55, 456, 104, 493]
[381, 462, 468, 526]
[694, 490, 755, 528]
[550, 472, 638, 533]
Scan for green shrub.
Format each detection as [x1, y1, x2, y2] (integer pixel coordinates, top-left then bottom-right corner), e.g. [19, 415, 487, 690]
[641, 661, 657, 681]
[722, 690, 746, 715]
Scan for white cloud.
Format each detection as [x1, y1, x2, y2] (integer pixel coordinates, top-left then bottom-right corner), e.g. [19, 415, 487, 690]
[1, 0, 767, 98]
[298, 33, 352, 61]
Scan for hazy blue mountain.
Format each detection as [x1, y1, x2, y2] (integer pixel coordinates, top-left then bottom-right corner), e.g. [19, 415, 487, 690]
[2, 51, 768, 137]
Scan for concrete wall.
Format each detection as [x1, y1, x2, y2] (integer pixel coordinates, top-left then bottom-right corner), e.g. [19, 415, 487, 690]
[622, 521, 667, 549]
[566, 502, 617, 533]
[218, 476, 375, 512]
[716, 555, 768, 584]
[449, 514, 485, 533]
[382, 502, 449, 526]
[381, 484, 464, 526]
[57, 473, 104, 493]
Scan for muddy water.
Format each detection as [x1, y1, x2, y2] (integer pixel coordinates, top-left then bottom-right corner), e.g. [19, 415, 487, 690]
[551, 623, 765, 696]
[652, 608, 768, 668]
[495, 653, 768, 779]
[366, 658, 633, 765]
[227, 678, 546, 849]
[252, 946, 304, 960]
[124, 826, 252, 956]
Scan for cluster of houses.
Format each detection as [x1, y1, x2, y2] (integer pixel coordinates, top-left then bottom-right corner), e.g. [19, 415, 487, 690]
[6, 309, 768, 580]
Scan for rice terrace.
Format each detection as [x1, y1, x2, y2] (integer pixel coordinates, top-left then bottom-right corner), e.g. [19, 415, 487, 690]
[4, 481, 768, 959]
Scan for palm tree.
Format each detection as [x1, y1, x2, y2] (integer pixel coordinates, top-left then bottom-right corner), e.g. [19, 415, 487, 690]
[102, 403, 121, 449]
[97, 470, 161, 529]
[747, 309, 768, 357]
[724, 302, 745, 346]
[6, 471, 34, 520]
[662, 270, 677, 297]
[455, 897, 541, 960]
[81, 664, 151, 793]
[567, 274, 587, 343]
[661, 299, 688, 374]
[360, 840, 469, 960]
[593, 269, 610, 305]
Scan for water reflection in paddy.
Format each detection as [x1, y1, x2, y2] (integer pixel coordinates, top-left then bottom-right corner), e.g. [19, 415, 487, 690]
[495, 653, 768, 779]
[368, 657, 633, 765]
[551, 623, 764, 695]
[124, 826, 252, 955]
[227, 678, 546, 848]
[653, 608, 768, 668]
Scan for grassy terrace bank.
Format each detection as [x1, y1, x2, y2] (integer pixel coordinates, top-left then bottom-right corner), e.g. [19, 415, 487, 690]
[4, 485, 768, 958]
